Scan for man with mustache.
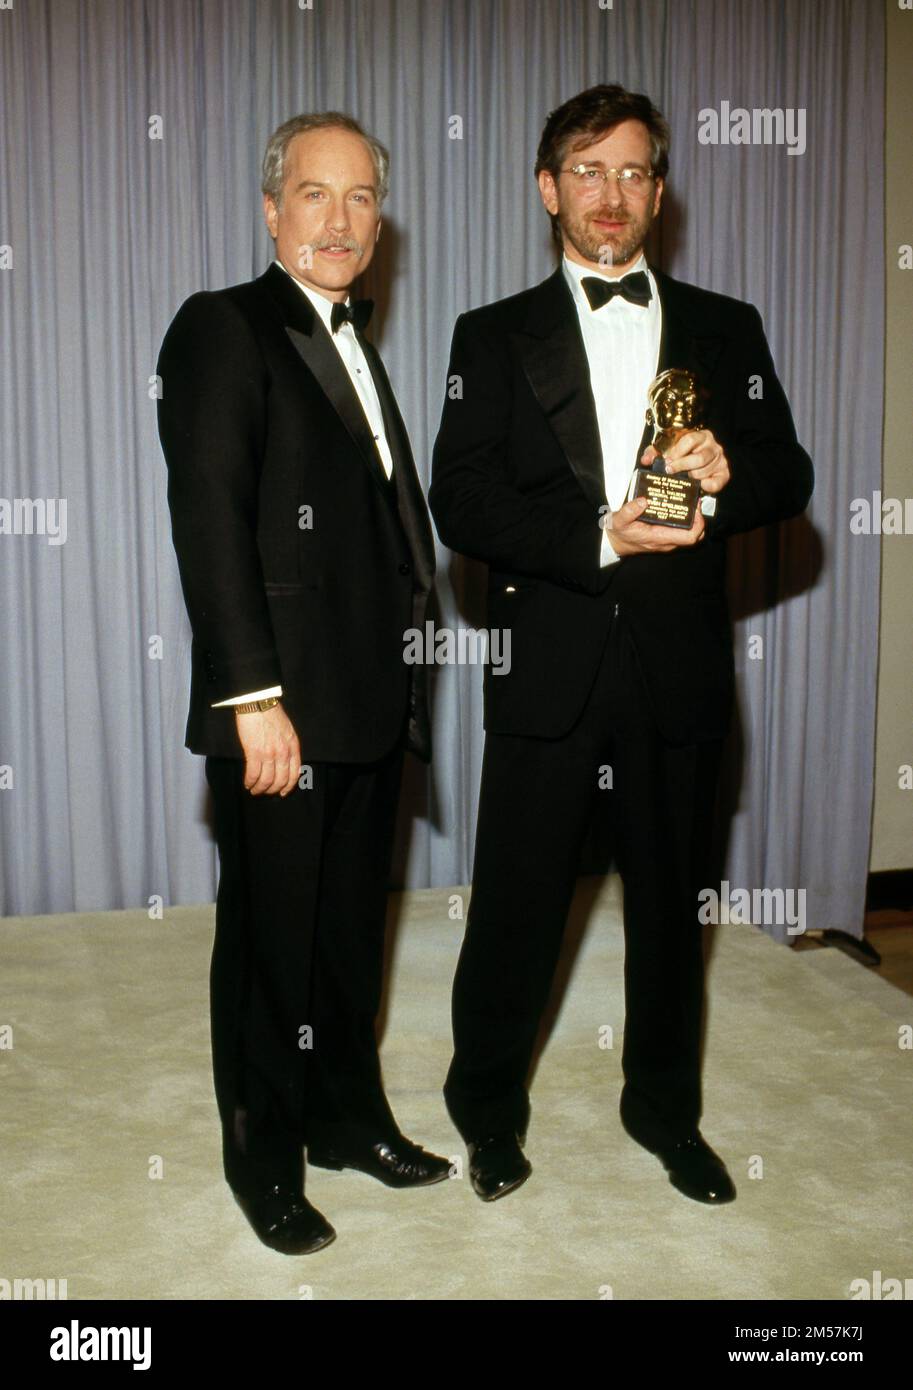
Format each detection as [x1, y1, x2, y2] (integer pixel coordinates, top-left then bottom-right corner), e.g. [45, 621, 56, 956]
[157, 113, 447, 1254]
[430, 85, 813, 1205]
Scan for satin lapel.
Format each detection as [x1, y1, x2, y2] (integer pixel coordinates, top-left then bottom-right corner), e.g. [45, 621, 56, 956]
[260, 262, 391, 496]
[359, 337, 436, 589]
[513, 267, 607, 510]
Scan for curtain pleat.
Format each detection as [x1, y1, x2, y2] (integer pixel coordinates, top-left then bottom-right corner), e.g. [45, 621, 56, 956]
[0, 0, 882, 941]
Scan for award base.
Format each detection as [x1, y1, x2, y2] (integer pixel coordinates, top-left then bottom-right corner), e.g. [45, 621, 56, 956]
[630, 458, 700, 528]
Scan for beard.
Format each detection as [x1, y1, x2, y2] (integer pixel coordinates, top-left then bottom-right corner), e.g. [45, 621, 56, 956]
[558, 202, 653, 270]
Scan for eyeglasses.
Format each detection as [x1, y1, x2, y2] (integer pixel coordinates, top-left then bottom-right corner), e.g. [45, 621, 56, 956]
[559, 164, 655, 199]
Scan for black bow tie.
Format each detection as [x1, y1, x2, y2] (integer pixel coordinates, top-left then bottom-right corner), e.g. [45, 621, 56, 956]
[581, 271, 652, 310]
[330, 298, 374, 334]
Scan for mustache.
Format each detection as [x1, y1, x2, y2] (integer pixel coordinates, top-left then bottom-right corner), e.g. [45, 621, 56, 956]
[312, 236, 363, 254]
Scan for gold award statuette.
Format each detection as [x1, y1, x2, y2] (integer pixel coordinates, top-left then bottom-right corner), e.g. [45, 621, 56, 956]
[630, 368, 704, 528]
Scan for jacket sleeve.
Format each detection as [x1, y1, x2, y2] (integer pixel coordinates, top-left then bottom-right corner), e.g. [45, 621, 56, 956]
[156, 291, 283, 702]
[708, 303, 814, 539]
[429, 312, 614, 595]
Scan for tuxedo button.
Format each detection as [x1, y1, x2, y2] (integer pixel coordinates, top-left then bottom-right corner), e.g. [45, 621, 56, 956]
[398, 562, 411, 576]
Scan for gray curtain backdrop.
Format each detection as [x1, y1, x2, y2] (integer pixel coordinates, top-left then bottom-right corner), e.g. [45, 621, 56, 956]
[0, 0, 882, 944]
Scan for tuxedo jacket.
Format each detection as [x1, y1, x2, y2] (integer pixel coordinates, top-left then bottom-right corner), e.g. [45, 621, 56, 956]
[157, 261, 436, 764]
[429, 264, 814, 746]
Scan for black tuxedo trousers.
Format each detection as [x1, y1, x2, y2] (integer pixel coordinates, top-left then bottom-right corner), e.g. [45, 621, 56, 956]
[205, 734, 406, 1198]
[444, 602, 723, 1147]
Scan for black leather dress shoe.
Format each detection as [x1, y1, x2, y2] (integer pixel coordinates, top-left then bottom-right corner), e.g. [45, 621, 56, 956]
[466, 1133, 531, 1201]
[625, 1127, 737, 1204]
[307, 1134, 451, 1188]
[232, 1183, 336, 1254]
[619, 1089, 736, 1204]
[660, 1134, 736, 1203]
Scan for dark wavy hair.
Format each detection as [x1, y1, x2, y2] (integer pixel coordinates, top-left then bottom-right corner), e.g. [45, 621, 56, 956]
[535, 84, 670, 245]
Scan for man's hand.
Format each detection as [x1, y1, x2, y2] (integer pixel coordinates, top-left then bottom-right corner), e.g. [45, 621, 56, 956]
[234, 702, 302, 796]
[650, 429, 731, 495]
[605, 493, 706, 556]
[604, 430, 732, 556]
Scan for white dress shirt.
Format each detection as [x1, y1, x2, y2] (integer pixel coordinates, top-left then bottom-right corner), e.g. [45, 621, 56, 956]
[561, 252, 662, 568]
[213, 259, 394, 708]
[276, 259, 394, 480]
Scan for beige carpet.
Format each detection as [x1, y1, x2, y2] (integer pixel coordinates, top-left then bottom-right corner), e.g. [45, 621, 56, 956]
[2, 877, 910, 1301]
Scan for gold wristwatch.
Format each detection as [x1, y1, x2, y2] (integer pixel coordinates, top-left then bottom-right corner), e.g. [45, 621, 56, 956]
[234, 696, 280, 714]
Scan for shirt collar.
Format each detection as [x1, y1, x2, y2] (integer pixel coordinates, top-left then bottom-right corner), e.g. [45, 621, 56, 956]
[562, 251, 653, 315]
[273, 257, 349, 332]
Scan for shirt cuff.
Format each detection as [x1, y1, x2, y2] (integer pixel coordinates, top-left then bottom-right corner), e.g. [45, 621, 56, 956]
[212, 685, 283, 708]
[600, 525, 622, 567]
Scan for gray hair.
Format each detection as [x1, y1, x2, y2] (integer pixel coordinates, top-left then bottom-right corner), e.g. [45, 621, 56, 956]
[261, 112, 390, 210]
